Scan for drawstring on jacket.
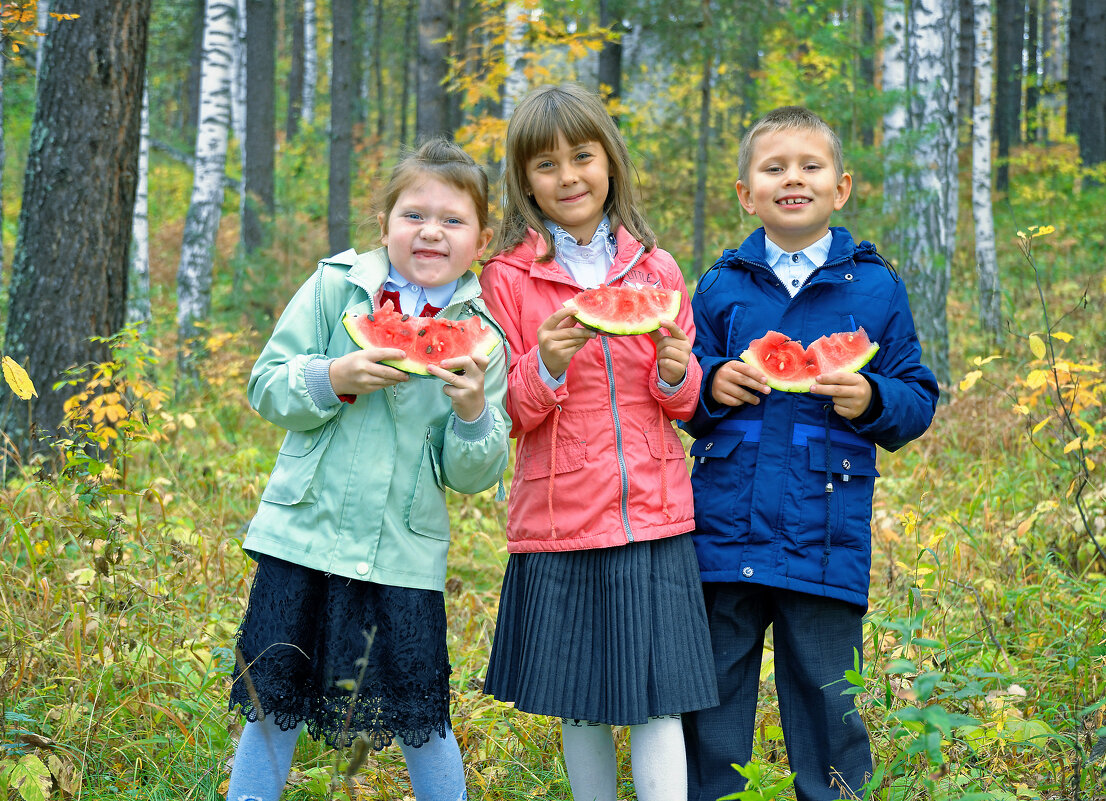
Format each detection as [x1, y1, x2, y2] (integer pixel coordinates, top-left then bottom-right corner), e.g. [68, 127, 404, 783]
[658, 403, 671, 522]
[822, 404, 834, 568]
[547, 404, 562, 538]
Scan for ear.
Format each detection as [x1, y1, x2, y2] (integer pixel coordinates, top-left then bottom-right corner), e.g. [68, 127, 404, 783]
[476, 227, 494, 258]
[377, 212, 388, 244]
[834, 172, 853, 210]
[735, 179, 756, 216]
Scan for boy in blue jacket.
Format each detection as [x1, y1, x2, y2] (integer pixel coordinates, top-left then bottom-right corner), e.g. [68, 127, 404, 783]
[681, 106, 939, 801]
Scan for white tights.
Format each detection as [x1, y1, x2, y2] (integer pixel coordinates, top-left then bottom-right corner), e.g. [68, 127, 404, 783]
[559, 715, 686, 801]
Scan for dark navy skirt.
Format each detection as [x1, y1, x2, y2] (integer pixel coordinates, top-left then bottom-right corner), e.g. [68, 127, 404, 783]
[483, 534, 719, 725]
[229, 554, 452, 750]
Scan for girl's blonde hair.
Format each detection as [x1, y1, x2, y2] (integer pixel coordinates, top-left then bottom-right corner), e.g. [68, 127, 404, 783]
[377, 137, 490, 233]
[497, 83, 655, 261]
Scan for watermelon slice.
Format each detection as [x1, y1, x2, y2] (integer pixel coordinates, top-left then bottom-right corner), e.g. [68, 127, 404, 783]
[740, 328, 879, 393]
[342, 300, 499, 376]
[566, 285, 682, 335]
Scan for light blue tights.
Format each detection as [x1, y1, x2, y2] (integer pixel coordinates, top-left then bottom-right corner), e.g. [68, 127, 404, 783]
[226, 716, 467, 801]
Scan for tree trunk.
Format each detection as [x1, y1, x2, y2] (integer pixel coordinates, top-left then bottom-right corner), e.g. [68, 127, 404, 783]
[177, 0, 236, 380]
[449, 0, 471, 132]
[994, 0, 1025, 191]
[1071, 0, 1106, 175]
[957, 0, 975, 131]
[503, 1, 528, 119]
[858, 0, 876, 146]
[900, 0, 958, 386]
[128, 88, 152, 332]
[598, 0, 624, 125]
[352, 0, 366, 124]
[303, 0, 318, 125]
[881, 0, 908, 224]
[1025, 0, 1039, 142]
[972, 0, 1001, 341]
[1041, 0, 1063, 142]
[231, 0, 247, 148]
[0, 53, 5, 274]
[416, 0, 452, 139]
[401, 0, 416, 145]
[374, 0, 385, 138]
[243, 0, 277, 255]
[329, 0, 355, 254]
[2, 0, 151, 452]
[286, 0, 305, 140]
[691, 10, 712, 277]
[186, 0, 206, 135]
[35, 0, 49, 79]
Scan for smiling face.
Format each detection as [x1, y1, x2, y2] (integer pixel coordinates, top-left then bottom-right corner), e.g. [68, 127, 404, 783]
[524, 134, 611, 244]
[379, 175, 493, 288]
[735, 127, 852, 253]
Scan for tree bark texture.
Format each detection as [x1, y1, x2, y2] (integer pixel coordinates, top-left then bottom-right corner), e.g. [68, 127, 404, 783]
[3, 0, 151, 449]
[692, 20, 712, 277]
[972, 0, 1001, 340]
[598, 0, 624, 125]
[957, 0, 975, 129]
[303, 0, 318, 125]
[401, 0, 416, 145]
[881, 0, 907, 220]
[329, 0, 355, 254]
[177, 0, 236, 370]
[286, 0, 305, 140]
[243, 0, 277, 254]
[502, 1, 528, 120]
[1025, 0, 1039, 142]
[994, 0, 1025, 192]
[416, 0, 452, 140]
[128, 88, 152, 331]
[1070, 0, 1105, 173]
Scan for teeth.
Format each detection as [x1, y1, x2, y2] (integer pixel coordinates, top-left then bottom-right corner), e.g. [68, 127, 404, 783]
[779, 198, 809, 205]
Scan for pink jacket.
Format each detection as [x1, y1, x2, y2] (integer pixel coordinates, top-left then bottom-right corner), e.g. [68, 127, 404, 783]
[479, 226, 702, 553]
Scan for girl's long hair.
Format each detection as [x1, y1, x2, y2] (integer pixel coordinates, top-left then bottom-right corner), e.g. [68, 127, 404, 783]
[496, 83, 655, 262]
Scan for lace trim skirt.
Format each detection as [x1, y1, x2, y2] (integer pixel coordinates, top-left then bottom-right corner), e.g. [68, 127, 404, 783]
[229, 554, 451, 750]
[483, 534, 719, 725]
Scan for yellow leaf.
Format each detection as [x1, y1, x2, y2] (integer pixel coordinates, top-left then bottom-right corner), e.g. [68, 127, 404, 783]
[1063, 437, 1082, 454]
[1032, 224, 1055, 237]
[959, 370, 982, 391]
[973, 354, 1002, 366]
[179, 413, 197, 430]
[1016, 518, 1034, 537]
[2, 355, 38, 399]
[1028, 334, 1046, 360]
[1013, 404, 1030, 415]
[1026, 369, 1048, 389]
[1051, 330, 1073, 343]
[1086, 457, 1096, 472]
[1032, 416, 1052, 435]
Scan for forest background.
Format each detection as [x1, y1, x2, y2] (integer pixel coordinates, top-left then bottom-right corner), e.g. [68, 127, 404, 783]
[0, 0, 1104, 799]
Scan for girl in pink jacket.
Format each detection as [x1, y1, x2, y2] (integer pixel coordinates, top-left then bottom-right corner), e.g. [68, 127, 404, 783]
[479, 83, 718, 801]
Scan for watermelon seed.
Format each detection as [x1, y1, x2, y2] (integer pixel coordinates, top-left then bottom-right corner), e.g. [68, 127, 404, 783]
[426, 346, 433, 354]
[401, 314, 410, 321]
[367, 314, 375, 322]
[418, 329, 427, 336]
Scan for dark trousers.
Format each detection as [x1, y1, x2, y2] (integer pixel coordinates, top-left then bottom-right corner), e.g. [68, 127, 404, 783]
[684, 583, 872, 801]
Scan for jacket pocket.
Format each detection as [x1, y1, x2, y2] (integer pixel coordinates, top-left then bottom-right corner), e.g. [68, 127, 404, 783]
[407, 426, 450, 540]
[644, 425, 687, 461]
[690, 429, 745, 462]
[519, 437, 587, 480]
[259, 419, 338, 506]
[800, 439, 878, 546]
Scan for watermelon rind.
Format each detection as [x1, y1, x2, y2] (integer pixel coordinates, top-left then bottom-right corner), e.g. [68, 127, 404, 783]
[566, 286, 682, 336]
[806, 329, 880, 374]
[341, 308, 499, 377]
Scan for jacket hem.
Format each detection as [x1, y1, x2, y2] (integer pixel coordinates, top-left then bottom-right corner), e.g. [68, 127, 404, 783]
[505, 520, 695, 553]
[695, 569, 868, 608]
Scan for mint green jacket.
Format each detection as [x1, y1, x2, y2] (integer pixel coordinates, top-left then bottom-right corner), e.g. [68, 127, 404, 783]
[242, 247, 510, 592]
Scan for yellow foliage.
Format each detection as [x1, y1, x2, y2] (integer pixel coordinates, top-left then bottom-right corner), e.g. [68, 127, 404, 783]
[2, 355, 37, 399]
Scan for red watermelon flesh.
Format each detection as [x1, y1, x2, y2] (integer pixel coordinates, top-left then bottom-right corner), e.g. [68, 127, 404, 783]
[740, 328, 878, 392]
[567, 285, 682, 335]
[342, 300, 499, 376]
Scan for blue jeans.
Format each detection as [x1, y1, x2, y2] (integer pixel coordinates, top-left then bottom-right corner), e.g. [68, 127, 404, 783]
[683, 584, 872, 801]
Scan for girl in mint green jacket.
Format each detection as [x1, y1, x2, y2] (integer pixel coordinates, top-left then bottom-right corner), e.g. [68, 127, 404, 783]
[226, 140, 508, 801]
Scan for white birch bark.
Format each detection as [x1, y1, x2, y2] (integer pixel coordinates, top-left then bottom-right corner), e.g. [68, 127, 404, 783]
[972, 0, 1001, 340]
[127, 87, 151, 330]
[177, 0, 236, 368]
[901, 0, 959, 386]
[35, 0, 50, 78]
[881, 0, 908, 225]
[232, 0, 247, 221]
[303, 0, 317, 125]
[502, 2, 529, 119]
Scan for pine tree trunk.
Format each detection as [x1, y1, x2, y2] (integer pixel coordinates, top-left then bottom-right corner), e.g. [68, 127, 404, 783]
[286, 0, 304, 140]
[243, 0, 276, 255]
[416, 0, 452, 139]
[972, 0, 1001, 341]
[177, 0, 236, 380]
[858, 0, 876, 146]
[598, 0, 624, 125]
[329, 0, 355, 254]
[900, 0, 958, 386]
[994, 0, 1025, 191]
[128, 88, 152, 331]
[401, 0, 416, 145]
[1025, 0, 1040, 142]
[957, 0, 975, 130]
[2, 0, 151, 452]
[374, 0, 385, 138]
[1071, 0, 1105, 176]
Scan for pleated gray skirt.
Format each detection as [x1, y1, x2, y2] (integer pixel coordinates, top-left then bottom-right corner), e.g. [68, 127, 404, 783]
[483, 533, 719, 725]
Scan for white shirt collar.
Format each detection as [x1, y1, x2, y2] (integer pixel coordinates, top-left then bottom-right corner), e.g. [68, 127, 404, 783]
[383, 265, 456, 311]
[764, 230, 833, 269]
[544, 217, 619, 265]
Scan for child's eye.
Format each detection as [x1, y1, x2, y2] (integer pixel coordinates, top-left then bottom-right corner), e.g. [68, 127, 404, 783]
[535, 160, 554, 170]
[444, 217, 464, 226]
[403, 212, 423, 221]
[574, 151, 593, 162]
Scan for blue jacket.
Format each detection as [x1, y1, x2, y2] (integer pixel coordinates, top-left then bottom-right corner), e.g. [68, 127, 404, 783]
[681, 227, 939, 607]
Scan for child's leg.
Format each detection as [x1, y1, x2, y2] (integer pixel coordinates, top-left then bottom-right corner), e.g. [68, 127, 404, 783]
[682, 583, 768, 801]
[773, 590, 871, 801]
[398, 727, 468, 801]
[226, 717, 304, 801]
[628, 715, 686, 801]
[560, 720, 617, 801]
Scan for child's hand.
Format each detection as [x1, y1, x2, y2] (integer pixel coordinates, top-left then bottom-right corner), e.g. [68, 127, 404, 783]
[538, 306, 596, 378]
[711, 360, 771, 407]
[428, 353, 489, 422]
[648, 319, 692, 386]
[810, 371, 872, 419]
[329, 348, 409, 396]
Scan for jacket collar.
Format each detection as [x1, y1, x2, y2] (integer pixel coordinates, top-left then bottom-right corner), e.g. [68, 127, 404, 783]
[500, 226, 648, 286]
[345, 246, 483, 310]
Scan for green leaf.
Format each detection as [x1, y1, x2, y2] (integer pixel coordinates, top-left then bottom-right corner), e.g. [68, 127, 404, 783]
[5, 754, 51, 801]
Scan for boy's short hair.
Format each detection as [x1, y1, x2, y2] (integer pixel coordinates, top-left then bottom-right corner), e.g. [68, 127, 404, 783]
[737, 106, 845, 185]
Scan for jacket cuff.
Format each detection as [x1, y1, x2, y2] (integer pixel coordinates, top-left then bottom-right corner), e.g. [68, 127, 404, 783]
[452, 403, 494, 441]
[305, 356, 342, 409]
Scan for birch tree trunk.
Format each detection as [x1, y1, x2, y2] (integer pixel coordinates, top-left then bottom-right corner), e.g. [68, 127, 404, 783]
[2, 0, 151, 452]
[303, 0, 317, 125]
[177, 0, 236, 379]
[900, 0, 958, 386]
[128, 88, 152, 331]
[231, 0, 247, 148]
[881, 0, 908, 229]
[503, 2, 529, 119]
[35, 0, 49, 78]
[972, 0, 1001, 341]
